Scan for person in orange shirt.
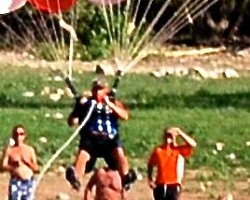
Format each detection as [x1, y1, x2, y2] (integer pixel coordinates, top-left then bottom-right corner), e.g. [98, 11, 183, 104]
[147, 127, 197, 200]
[1, 124, 39, 200]
[66, 78, 136, 191]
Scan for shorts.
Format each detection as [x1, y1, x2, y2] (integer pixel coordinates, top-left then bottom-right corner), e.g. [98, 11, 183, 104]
[153, 184, 181, 200]
[79, 133, 122, 172]
[9, 177, 35, 200]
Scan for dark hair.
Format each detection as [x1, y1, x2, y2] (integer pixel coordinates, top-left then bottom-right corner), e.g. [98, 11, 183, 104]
[12, 124, 26, 137]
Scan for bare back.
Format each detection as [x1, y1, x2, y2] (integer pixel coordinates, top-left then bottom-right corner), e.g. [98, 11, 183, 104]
[94, 168, 123, 200]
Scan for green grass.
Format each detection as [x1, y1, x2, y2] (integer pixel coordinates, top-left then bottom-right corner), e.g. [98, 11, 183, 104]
[0, 64, 250, 180]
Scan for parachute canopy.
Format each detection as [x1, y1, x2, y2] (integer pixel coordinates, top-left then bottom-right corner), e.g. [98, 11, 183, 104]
[0, 0, 27, 14]
[29, 0, 77, 13]
[89, 0, 126, 5]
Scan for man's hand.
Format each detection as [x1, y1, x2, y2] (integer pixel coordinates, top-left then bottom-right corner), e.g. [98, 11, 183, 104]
[68, 117, 79, 127]
[166, 127, 180, 137]
[72, 118, 79, 125]
[173, 127, 197, 148]
[12, 160, 21, 168]
[148, 179, 156, 189]
[104, 96, 112, 105]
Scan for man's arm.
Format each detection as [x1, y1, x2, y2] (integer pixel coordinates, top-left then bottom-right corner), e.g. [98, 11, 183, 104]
[147, 149, 157, 189]
[147, 164, 156, 189]
[2, 147, 15, 172]
[176, 128, 197, 147]
[67, 97, 88, 126]
[104, 97, 129, 120]
[84, 172, 97, 200]
[22, 147, 39, 172]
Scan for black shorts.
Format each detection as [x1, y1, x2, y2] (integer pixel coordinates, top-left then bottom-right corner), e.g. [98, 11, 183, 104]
[79, 133, 122, 172]
[153, 184, 181, 200]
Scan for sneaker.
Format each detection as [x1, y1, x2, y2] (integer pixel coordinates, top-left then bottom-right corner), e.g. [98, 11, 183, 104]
[65, 166, 81, 191]
[123, 169, 137, 191]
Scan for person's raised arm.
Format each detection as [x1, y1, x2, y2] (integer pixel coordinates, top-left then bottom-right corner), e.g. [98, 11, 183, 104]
[104, 97, 129, 120]
[176, 128, 197, 147]
[67, 96, 88, 126]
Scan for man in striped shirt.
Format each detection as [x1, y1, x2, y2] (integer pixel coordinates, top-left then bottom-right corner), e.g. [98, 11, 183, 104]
[147, 127, 197, 200]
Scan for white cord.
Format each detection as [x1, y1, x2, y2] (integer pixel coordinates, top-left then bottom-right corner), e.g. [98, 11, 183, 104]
[35, 100, 96, 192]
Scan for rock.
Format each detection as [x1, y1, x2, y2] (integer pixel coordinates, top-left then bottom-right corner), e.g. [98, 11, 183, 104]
[226, 153, 236, 160]
[57, 88, 65, 96]
[94, 63, 115, 76]
[57, 166, 66, 174]
[23, 91, 35, 98]
[222, 68, 239, 79]
[216, 142, 224, 151]
[49, 93, 61, 102]
[39, 137, 47, 144]
[41, 86, 50, 96]
[151, 68, 166, 78]
[236, 48, 250, 57]
[217, 192, 233, 200]
[189, 66, 209, 79]
[54, 76, 63, 82]
[56, 192, 70, 200]
[165, 67, 175, 75]
[199, 182, 206, 192]
[174, 66, 189, 77]
[53, 112, 64, 119]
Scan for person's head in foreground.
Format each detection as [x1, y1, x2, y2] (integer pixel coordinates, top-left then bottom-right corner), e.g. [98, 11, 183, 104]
[84, 167, 126, 200]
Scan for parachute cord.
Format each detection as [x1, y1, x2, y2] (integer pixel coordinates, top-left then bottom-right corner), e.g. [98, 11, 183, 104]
[34, 100, 96, 192]
[57, 14, 78, 80]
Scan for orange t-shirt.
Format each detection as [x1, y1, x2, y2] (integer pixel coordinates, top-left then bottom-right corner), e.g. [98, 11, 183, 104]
[148, 144, 193, 185]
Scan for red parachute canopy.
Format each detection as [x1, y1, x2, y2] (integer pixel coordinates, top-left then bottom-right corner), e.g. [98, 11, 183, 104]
[89, 0, 126, 5]
[0, 0, 27, 14]
[29, 0, 77, 13]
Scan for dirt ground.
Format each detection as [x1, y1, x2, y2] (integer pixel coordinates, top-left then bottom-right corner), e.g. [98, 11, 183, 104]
[0, 170, 249, 200]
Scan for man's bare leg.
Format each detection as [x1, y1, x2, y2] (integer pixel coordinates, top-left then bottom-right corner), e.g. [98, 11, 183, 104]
[111, 147, 137, 190]
[75, 150, 91, 176]
[112, 147, 129, 176]
[66, 150, 90, 191]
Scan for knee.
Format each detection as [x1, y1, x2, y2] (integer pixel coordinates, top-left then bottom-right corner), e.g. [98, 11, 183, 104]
[76, 150, 91, 163]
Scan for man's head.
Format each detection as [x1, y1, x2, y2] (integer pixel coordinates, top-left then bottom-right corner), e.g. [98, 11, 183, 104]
[163, 127, 178, 145]
[12, 124, 26, 144]
[91, 77, 110, 102]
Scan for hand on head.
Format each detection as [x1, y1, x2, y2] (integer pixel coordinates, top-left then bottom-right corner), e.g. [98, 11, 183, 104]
[165, 127, 181, 137]
[164, 127, 182, 144]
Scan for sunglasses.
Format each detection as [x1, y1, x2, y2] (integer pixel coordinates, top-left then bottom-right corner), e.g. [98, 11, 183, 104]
[15, 132, 25, 136]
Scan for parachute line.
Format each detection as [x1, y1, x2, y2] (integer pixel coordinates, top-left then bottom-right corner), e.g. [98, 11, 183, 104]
[35, 100, 96, 191]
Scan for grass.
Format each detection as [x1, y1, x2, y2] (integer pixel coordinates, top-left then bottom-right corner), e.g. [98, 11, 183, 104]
[0, 64, 249, 181]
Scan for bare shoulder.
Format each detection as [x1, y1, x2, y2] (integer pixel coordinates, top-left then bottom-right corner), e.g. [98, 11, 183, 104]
[23, 144, 36, 152]
[4, 146, 12, 155]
